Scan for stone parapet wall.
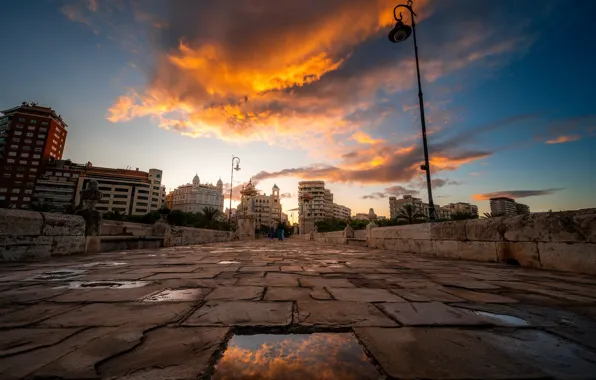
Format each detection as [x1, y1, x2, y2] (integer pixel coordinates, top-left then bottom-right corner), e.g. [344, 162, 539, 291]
[101, 220, 154, 236]
[298, 209, 596, 275]
[0, 209, 86, 261]
[170, 226, 232, 246]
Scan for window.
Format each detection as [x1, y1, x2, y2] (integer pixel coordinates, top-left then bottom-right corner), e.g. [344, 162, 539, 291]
[4, 165, 12, 170]
[24, 189, 33, 194]
[63, 172, 70, 177]
[28, 126, 36, 130]
[112, 200, 127, 205]
[10, 145, 18, 149]
[21, 153, 29, 157]
[135, 208, 147, 213]
[17, 166, 25, 172]
[0, 188, 6, 193]
[6, 159, 14, 163]
[18, 118, 25, 122]
[23, 146, 31, 151]
[26, 132, 34, 137]
[137, 196, 148, 200]
[53, 139, 58, 145]
[19, 160, 27, 164]
[27, 177, 35, 181]
[29, 168, 37, 172]
[23, 197, 30, 201]
[12, 138, 20, 142]
[3, 173, 10, 178]
[14, 131, 22, 136]
[38, 134, 45, 138]
[10, 196, 18, 201]
[51, 146, 56, 151]
[31, 161, 39, 165]
[153, 186, 160, 190]
[16, 173, 24, 178]
[34, 148, 42, 152]
[40, 121, 49, 126]
[55, 172, 62, 176]
[33, 154, 40, 159]
[137, 202, 148, 206]
[29, 119, 37, 124]
[24, 139, 32, 144]
[113, 194, 127, 199]
[0, 196, 5, 201]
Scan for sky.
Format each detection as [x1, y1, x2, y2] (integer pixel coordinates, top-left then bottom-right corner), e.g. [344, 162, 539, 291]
[1, 0, 594, 222]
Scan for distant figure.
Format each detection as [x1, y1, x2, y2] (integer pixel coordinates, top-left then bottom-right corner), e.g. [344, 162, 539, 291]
[277, 222, 284, 241]
[269, 225, 275, 241]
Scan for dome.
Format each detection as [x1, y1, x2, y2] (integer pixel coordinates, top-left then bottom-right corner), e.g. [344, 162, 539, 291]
[193, 174, 199, 181]
[217, 178, 223, 185]
[272, 184, 279, 189]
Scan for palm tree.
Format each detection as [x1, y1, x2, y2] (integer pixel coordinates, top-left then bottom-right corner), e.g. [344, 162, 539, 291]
[396, 204, 427, 224]
[202, 206, 220, 221]
[482, 212, 504, 218]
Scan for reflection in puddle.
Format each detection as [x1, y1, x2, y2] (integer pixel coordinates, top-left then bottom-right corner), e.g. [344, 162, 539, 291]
[212, 333, 382, 380]
[474, 311, 529, 326]
[81, 262, 127, 267]
[28, 269, 85, 281]
[218, 260, 241, 264]
[141, 288, 204, 302]
[57, 281, 150, 289]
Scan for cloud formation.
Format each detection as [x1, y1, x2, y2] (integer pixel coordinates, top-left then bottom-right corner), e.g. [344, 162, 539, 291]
[539, 115, 596, 144]
[472, 188, 563, 200]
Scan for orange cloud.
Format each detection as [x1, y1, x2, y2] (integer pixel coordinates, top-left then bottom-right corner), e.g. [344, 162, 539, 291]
[546, 135, 581, 144]
[351, 132, 386, 145]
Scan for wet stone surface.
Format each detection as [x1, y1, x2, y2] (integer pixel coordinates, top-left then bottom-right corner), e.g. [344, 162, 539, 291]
[1, 239, 596, 379]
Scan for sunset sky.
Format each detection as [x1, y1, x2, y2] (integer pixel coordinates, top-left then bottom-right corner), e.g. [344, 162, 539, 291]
[1, 0, 594, 220]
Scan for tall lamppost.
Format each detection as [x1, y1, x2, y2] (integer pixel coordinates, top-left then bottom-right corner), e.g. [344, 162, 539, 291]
[229, 156, 241, 225]
[388, 0, 436, 220]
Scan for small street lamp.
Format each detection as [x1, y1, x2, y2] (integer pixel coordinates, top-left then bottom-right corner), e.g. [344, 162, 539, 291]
[229, 156, 241, 225]
[388, 0, 437, 220]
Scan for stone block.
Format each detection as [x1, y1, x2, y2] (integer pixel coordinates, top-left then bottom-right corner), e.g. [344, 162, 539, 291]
[0, 236, 53, 261]
[573, 211, 596, 243]
[496, 241, 540, 268]
[183, 301, 292, 326]
[372, 224, 431, 240]
[41, 213, 85, 236]
[0, 209, 43, 236]
[538, 242, 596, 275]
[409, 239, 435, 255]
[457, 241, 497, 262]
[465, 218, 504, 241]
[434, 240, 458, 258]
[379, 302, 491, 326]
[430, 220, 467, 241]
[51, 236, 86, 256]
[297, 301, 397, 327]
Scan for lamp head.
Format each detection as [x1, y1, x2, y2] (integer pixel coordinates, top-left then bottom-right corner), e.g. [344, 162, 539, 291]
[388, 20, 412, 43]
[235, 164, 241, 171]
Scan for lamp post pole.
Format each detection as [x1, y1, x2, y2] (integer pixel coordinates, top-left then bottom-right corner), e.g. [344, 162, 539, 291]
[389, 0, 436, 220]
[229, 156, 241, 225]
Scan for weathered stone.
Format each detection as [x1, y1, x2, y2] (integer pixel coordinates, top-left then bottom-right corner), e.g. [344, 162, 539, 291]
[264, 286, 314, 301]
[379, 302, 490, 326]
[430, 220, 467, 241]
[390, 287, 465, 302]
[41, 213, 85, 236]
[409, 239, 436, 255]
[299, 277, 355, 288]
[0, 328, 81, 356]
[574, 212, 596, 243]
[371, 224, 431, 240]
[0, 208, 43, 236]
[184, 301, 292, 326]
[50, 286, 160, 303]
[496, 241, 540, 267]
[143, 271, 220, 280]
[52, 236, 86, 256]
[297, 301, 397, 327]
[354, 327, 545, 379]
[310, 287, 333, 300]
[97, 327, 228, 380]
[0, 327, 115, 380]
[441, 288, 518, 303]
[326, 287, 405, 302]
[0, 237, 53, 261]
[205, 286, 264, 300]
[39, 303, 193, 327]
[0, 304, 76, 327]
[237, 272, 299, 286]
[457, 241, 498, 262]
[538, 242, 596, 275]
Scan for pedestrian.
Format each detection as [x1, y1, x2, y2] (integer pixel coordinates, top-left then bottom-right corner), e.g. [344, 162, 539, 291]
[269, 225, 275, 241]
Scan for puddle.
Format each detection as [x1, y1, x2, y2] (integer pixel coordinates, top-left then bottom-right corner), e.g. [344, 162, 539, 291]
[474, 311, 530, 326]
[218, 260, 241, 265]
[28, 269, 85, 281]
[211, 333, 382, 380]
[56, 281, 150, 289]
[81, 262, 127, 267]
[140, 288, 204, 302]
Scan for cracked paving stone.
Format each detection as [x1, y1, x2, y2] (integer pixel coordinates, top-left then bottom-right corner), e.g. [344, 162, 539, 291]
[390, 287, 466, 302]
[205, 286, 264, 300]
[441, 287, 519, 303]
[49, 286, 162, 303]
[0, 328, 81, 357]
[142, 272, 221, 280]
[379, 302, 491, 326]
[0, 304, 77, 328]
[183, 301, 292, 326]
[299, 277, 356, 288]
[326, 287, 406, 302]
[97, 327, 228, 380]
[264, 286, 326, 301]
[38, 303, 193, 327]
[297, 301, 397, 327]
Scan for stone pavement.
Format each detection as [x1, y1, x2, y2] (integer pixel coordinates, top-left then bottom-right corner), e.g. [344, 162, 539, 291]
[1, 239, 596, 379]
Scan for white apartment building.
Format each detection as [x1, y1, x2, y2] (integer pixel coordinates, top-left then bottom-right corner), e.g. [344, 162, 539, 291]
[324, 189, 334, 219]
[74, 166, 165, 216]
[172, 174, 224, 213]
[333, 203, 351, 220]
[445, 202, 479, 217]
[490, 197, 517, 216]
[298, 181, 327, 219]
[237, 181, 283, 227]
[389, 195, 451, 220]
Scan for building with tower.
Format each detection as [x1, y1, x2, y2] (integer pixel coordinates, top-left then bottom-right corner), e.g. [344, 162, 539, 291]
[236, 180, 283, 228]
[0, 102, 68, 208]
[171, 174, 224, 213]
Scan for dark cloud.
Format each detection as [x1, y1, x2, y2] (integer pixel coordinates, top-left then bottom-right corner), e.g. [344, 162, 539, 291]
[362, 185, 419, 200]
[473, 188, 564, 200]
[534, 115, 596, 144]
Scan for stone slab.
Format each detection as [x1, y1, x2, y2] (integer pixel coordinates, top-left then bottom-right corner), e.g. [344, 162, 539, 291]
[0, 208, 43, 236]
[379, 302, 491, 326]
[299, 277, 356, 288]
[538, 242, 596, 275]
[205, 286, 264, 300]
[0, 327, 81, 357]
[0, 304, 76, 327]
[41, 213, 85, 236]
[326, 287, 405, 302]
[183, 301, 292, 326]
[441, 288, 518, 303]
[264, 286, 316, 301]
[297, 301, 397, 327]
[496, 242, 541, 268]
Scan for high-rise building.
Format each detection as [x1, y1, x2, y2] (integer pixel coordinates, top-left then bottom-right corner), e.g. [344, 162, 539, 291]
[333, 203, 351, 220]
[34, 159, 87, 210]
[74, 166, 165, 215]
[298, 181, 326, 219]
[171, 174, 224, 213]
[324, 189, 334, 219]
[0, 102, 68, 208]
[490, 197, 517, 216]
[516, 203, 530, 215]
[389, 195, 424, 219]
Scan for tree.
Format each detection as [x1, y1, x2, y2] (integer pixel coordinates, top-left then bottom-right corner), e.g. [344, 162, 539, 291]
[482, 212, 504, 218]
[28, 201, 55, 212]
[451, 212, 475, 221]
[395, 204, 427, 224]
[202, 206, 220, 221]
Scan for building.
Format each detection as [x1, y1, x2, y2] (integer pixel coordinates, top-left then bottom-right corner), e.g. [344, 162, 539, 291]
[333, 203, 351, 220]
[298, 181, 326, 220]
[353, 208, 378, 221]
[171, 174, 224, 213]
[237, 180, 283, 227]
[165, 191, 174, 209]
[74, 166, 165, 215]
[516, 203, 530, 215]
[389, 195, 425, 219]
[445, 202, 479, 217]
[33, 159, 88, 210]
[324, 189, 334, 219]
[490, 197, 517, 216]
[0, 102, 68, 208]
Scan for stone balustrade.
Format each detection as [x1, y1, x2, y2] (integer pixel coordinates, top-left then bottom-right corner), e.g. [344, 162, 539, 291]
[296, 209, 596, 275]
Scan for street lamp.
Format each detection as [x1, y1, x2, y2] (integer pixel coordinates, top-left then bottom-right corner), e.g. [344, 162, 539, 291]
[229, 156, 241, 225]
[388, 0, 436, 220]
